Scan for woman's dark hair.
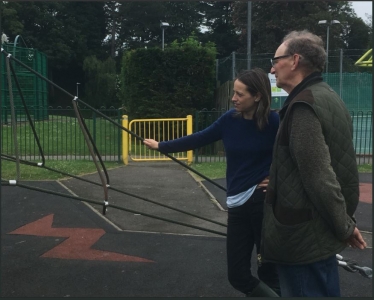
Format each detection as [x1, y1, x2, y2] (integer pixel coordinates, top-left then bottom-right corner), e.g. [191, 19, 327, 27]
[234, 68, 272, 130]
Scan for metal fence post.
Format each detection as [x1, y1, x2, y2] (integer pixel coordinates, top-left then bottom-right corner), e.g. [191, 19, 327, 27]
[232, 51, 236, 80]
[194, 111, 200, 163]
[216, 59, 219, 84]
[339, 48, 343, 98]
[122, 115, 129, 165]
[93, 111, 96, 147]
[117, 109, 121, 162]
[187, 114, 193, 164]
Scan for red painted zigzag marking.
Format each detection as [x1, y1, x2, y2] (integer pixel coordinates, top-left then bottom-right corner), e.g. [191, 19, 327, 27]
[359, 183, 372, 204]
[8, 214, 153, 262]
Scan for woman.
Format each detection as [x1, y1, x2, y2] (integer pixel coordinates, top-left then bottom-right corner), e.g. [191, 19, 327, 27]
[144, 68, 280, 297]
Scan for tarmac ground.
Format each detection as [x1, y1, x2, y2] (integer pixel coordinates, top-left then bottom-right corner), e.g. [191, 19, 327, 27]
[1, 162, 372, 297]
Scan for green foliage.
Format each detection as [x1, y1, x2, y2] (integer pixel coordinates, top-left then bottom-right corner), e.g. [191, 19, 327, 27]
[120, 37, 217, 119]
[232, 1, 371, 55]
[196, 1, 241, 58]
[116, 1, 203, 53]
[83, 56, 119, 108]
[0, 1, 107, 105]
[0, 2, 24, 35]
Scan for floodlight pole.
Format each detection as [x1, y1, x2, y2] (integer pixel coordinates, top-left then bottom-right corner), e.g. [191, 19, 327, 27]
[318, 20, 341, 74]
[162, 28, 165, 51]
[160, 21, 169, 51]
[247, 1, 252, 70]
[76, 82, 80, 97]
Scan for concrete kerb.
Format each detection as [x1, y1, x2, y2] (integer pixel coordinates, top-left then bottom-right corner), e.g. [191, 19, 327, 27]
[187, 170, 227, 212]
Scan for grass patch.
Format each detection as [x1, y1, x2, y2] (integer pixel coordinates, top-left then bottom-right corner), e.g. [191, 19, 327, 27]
[190, 162, 226, 180]
[1, 160, 123, 180]
[189, 161, 372, 181]
[2, 115, 121, 156]
[357, 164, 372, 173]
[1, 159, 371, 182]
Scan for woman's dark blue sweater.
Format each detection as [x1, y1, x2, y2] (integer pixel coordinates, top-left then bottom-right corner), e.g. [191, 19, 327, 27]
[158, 109, 279, 197]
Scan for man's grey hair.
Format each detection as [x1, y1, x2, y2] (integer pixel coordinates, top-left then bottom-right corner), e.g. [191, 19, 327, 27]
[282, 30, 326, 73]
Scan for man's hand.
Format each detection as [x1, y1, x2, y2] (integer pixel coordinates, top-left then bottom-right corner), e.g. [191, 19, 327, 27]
[346, 227, 367, 249]
[143, 139, 159, 150]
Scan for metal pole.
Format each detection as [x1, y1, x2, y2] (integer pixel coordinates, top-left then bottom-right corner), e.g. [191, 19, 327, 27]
[162, 29, 164, 50]
[339, 48, 343, 98]
[232, 51, 236, 80]
[76, 83, 79, 97]
[0, 9, 2, 199]
[216, 59, 219, 87]
[326, 25, 330, 74]
[247, 1, 252, 70]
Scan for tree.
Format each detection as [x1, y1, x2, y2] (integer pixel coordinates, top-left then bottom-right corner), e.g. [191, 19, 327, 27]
[0, 2, 24, 36]
[231, 1, 366, 55]
[117, 1, 202, 52]
[0, 1, 107, 105]
[103, 1, 122, 59]
[83, 56, 119, 108]
[344, 17, 371, 50]
[120, 36, 217, 119]
[365, 14, 372, 49]
[197, 1, 240, 58]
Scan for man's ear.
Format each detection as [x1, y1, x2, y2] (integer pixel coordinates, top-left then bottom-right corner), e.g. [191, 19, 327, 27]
[291, 54, 301, 70]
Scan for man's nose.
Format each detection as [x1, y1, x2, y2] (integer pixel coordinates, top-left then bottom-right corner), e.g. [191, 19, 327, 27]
[270, 67, 275, 74]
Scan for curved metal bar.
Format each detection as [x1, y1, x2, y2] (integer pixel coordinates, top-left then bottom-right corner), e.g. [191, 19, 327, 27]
[5, 55, 20, 180]
[1, 180, 226, 237]
[72, 100, 109, 215]
[1, 154, 227, 227]
[73, 100, 109, 185]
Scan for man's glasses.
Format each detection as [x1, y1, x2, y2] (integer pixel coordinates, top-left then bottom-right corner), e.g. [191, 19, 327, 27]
[270, 54, 292, 67]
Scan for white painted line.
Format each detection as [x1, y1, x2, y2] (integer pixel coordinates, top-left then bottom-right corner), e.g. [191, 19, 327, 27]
[187, 170, 227, 212]
[56, 180, 123, 232]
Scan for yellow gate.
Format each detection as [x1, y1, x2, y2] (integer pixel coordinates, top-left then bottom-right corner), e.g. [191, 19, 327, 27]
[122, 115, 193, 164]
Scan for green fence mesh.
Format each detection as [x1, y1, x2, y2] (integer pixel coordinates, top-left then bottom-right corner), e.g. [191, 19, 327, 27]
[217, 50, 373, 113]
[324, 73, 372, 112]
[1, 44, 48, 121]
[270, 72, 372, 112]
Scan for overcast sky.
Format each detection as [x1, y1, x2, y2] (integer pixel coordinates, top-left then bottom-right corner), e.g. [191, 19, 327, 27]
[350, 1, 372, 22]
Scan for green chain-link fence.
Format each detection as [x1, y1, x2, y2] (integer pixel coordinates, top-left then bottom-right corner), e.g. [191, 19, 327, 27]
[1, 44, 48, 120]
[217, 49, 372, 113]
[193, 109, 372, 165]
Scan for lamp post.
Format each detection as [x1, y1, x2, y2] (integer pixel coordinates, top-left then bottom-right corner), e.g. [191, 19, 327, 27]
[160, 21, 169, 51]
[247, 1, 252, 70]
[76, 82, 80, 97]
[318, 20, 341, 74]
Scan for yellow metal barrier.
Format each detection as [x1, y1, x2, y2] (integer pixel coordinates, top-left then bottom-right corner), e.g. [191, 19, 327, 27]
[122, 115, 193, 164]
[355, 49, 372, 68]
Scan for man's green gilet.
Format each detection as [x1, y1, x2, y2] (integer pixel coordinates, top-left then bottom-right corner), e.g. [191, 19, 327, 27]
[261, 81, 359, 265]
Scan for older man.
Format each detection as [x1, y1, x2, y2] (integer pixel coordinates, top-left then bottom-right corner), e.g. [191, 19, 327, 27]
[261, 30, 367, 297]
